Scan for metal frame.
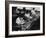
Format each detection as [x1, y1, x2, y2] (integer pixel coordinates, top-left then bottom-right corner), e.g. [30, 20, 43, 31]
[5, 1, 45, 37]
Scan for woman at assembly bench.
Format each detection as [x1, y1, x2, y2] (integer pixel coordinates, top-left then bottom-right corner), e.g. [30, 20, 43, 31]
[12, 7, 40, 31]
